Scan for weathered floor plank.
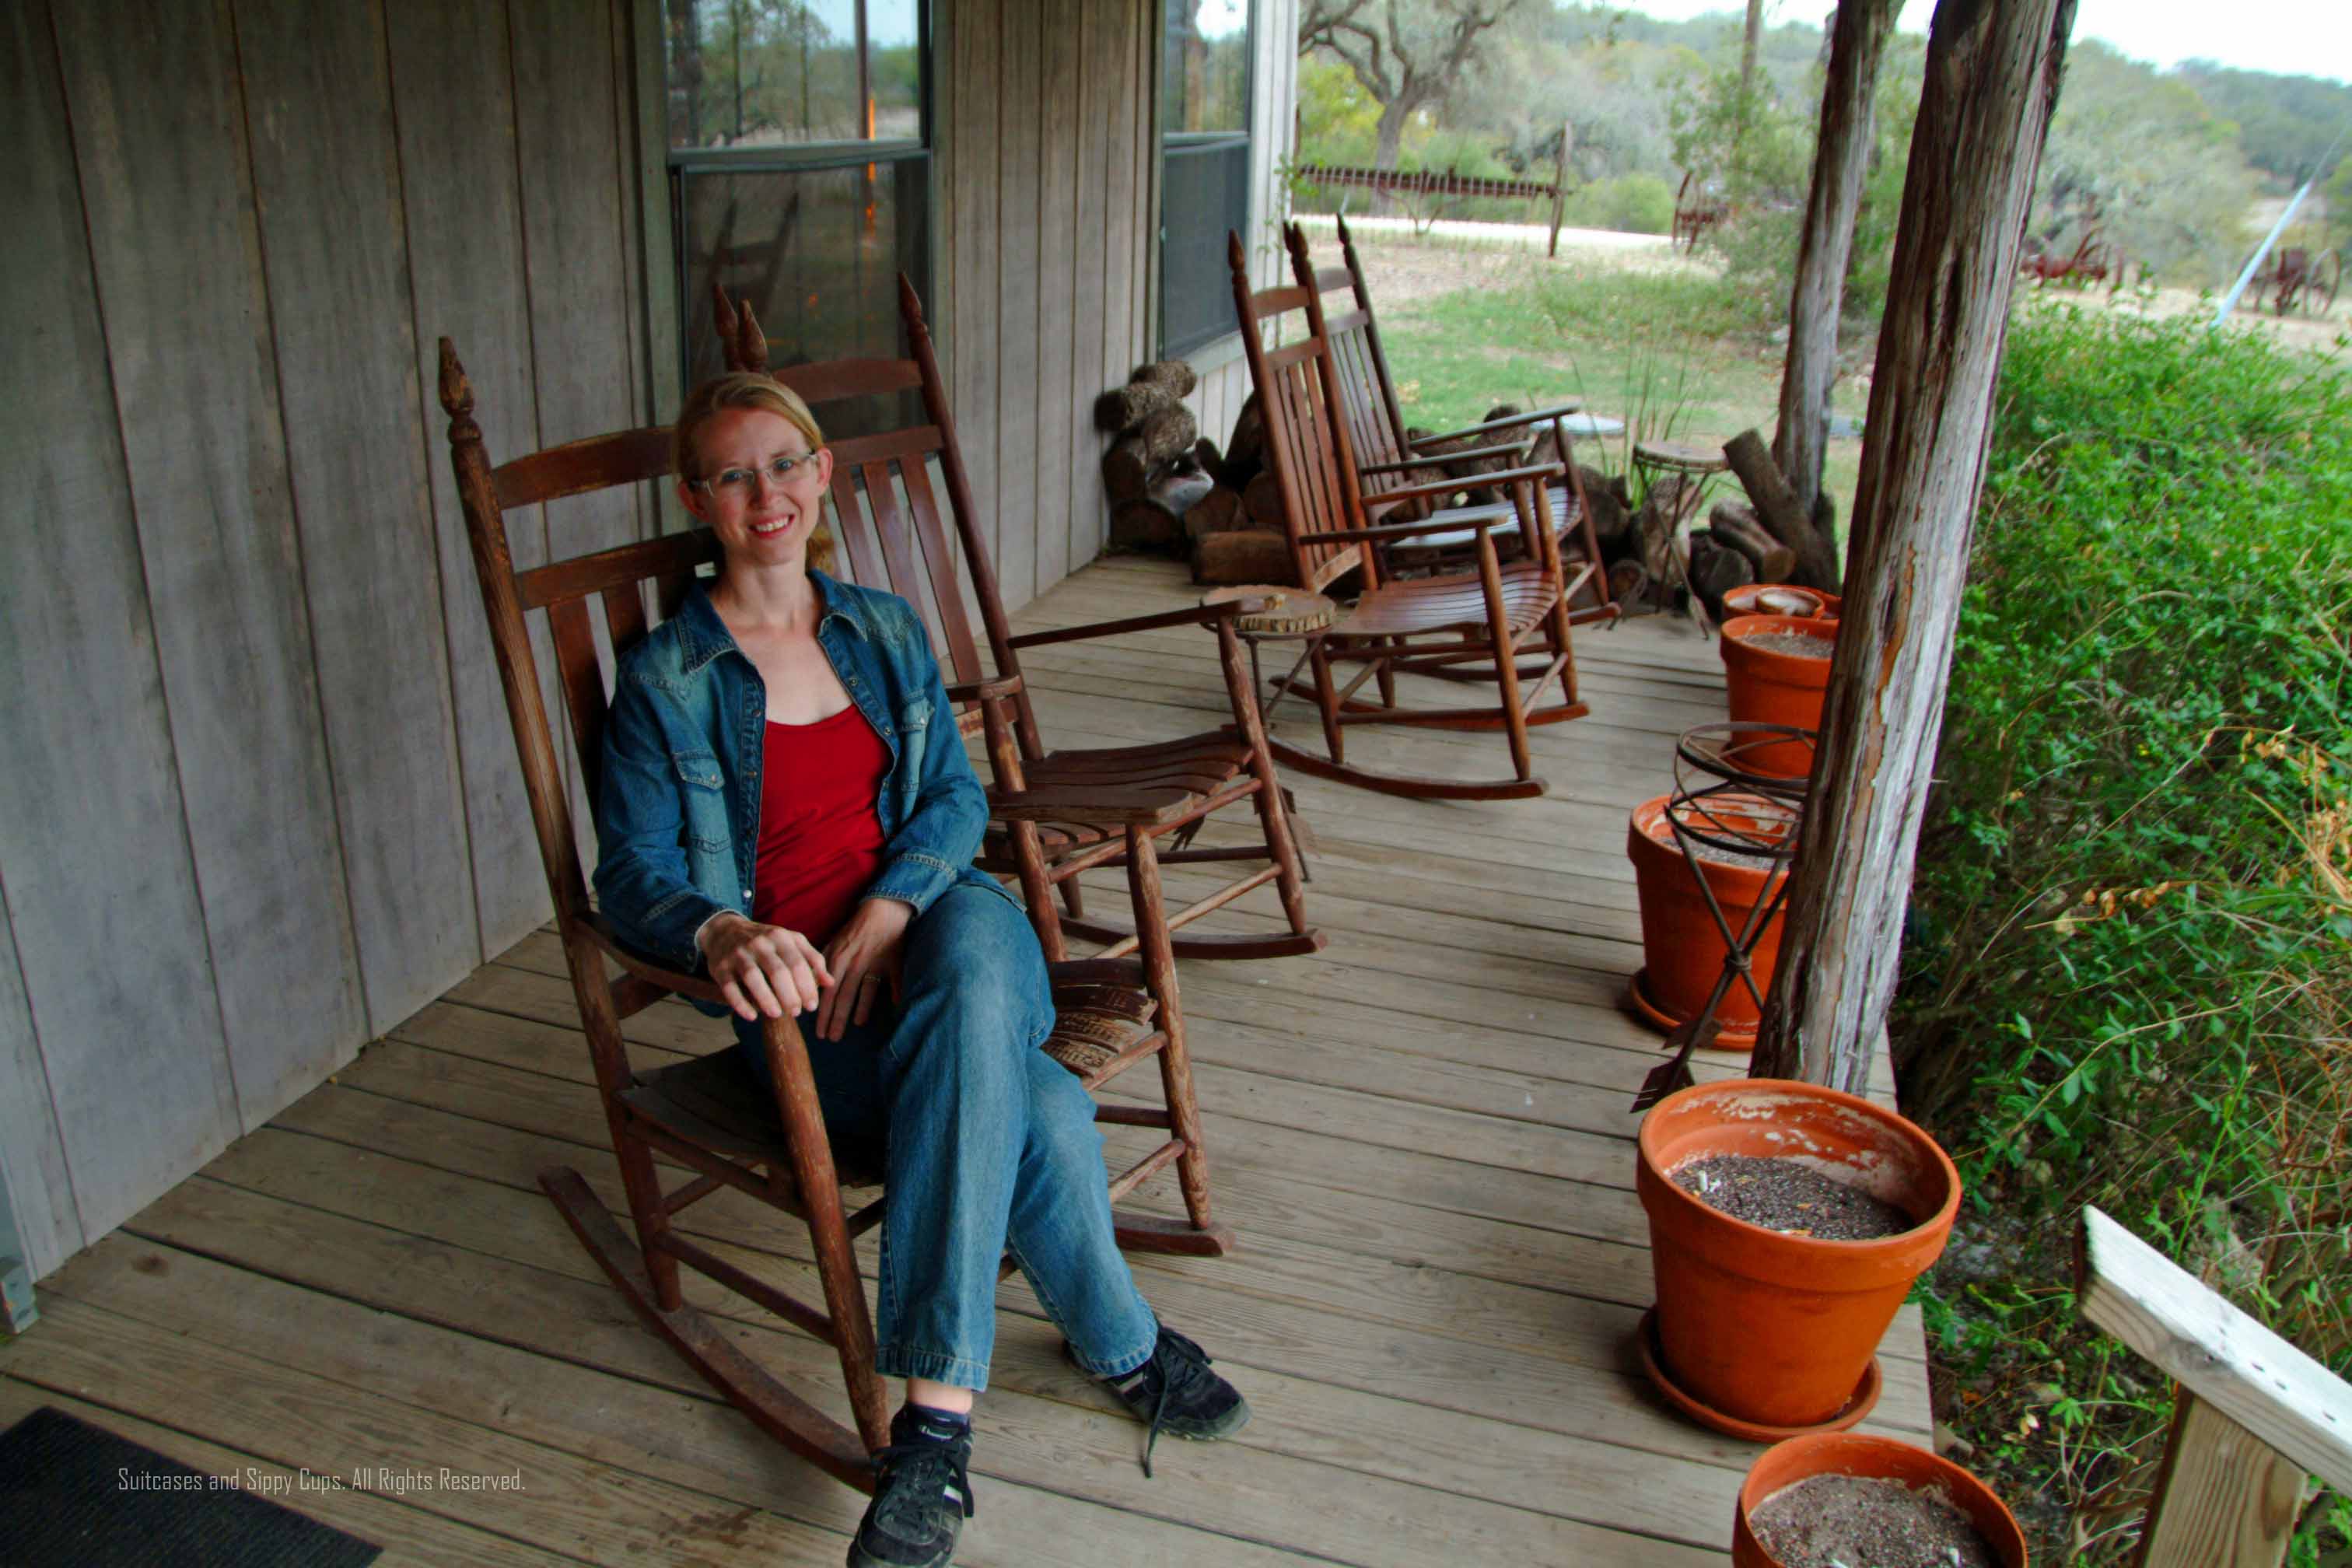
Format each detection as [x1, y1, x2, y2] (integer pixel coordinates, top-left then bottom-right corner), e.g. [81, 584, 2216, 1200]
[5, 557, 1932, 1564]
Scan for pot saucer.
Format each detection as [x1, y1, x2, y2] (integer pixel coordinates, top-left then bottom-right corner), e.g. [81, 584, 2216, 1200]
[1626, 970, 1756, 1050]
[1636, 1305, 1881, 1441]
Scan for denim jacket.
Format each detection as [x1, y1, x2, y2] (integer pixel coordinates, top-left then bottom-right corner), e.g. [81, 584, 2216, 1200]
[592, 571, 1018, 985]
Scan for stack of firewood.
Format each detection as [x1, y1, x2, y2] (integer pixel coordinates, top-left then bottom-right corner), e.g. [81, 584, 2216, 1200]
[1557, 425, 1839, 621]
[1181, 393, 1298, 585]
[1098, 362, 1210, 554]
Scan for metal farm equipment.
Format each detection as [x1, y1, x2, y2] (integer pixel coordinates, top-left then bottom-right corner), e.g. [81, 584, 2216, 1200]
[2249, 244, 2343, 316]
[2021, 228, 2116, 289]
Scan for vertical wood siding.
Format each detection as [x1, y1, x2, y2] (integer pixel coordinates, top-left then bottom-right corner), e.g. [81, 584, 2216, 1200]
[937, 0, 1295, 611]
[0, 0, 663, 1278]
[0, 0, 1297, 1279]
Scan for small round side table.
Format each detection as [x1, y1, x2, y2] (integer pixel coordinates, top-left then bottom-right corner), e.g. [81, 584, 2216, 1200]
[1198, 584, 1338, 729]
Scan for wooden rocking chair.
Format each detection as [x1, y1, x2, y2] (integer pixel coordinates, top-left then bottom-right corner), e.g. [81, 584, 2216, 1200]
[712, 278, 1323, 964]
[1227, 229, 1596, 801]
[436, 338, 1235, 1494]
[1312, 214, 1617, 627]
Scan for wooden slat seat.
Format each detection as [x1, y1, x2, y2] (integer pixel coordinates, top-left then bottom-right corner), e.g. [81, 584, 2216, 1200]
[1383, 485, 1586, 558]
[982, 732, 1253, 863]
[1341, 562, 1564, 639]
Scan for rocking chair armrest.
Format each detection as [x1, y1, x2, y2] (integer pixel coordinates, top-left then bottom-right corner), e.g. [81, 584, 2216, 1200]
[1356, 440, 1531, 475]
[1003, 597, 1265, 652]
[1045, 957, 1148, 989]
[1356, 463, 1557, 509]
[1407, 401, 1583, 446]
[577, 912, 728, 1006]
[989, 782, 1206, 827]
[1318, 514, 1507, 546]
[944, 674, 1024, 706]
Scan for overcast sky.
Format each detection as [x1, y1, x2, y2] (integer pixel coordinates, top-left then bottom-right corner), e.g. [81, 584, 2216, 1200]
[1612, 1, 2352, 86]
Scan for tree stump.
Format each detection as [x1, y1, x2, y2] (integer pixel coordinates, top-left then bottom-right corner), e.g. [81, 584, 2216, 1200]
[1193, 528, 1295, 586]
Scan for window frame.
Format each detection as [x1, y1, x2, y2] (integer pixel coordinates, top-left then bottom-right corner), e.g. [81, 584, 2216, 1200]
[663, 1, 936, 392]
[1157, 0, 1258, 362]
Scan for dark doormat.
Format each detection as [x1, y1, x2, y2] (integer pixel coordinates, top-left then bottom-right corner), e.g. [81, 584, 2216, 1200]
[0, 1405, 381, 1567]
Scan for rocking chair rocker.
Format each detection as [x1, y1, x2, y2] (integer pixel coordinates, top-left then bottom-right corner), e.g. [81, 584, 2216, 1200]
[437, 338, 1235, 1493]
[711, 278, 1323, 964]
[1227, 227, 1597, 801]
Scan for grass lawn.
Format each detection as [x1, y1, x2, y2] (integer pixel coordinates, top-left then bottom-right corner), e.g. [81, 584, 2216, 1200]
[1360, 238, 1870, 530]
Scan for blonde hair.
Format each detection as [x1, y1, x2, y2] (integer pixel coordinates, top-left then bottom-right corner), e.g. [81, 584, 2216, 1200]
[673, 373, 835, 573]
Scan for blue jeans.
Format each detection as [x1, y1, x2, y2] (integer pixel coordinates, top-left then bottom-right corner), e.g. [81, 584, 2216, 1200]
[734, 882, 1160, 1391]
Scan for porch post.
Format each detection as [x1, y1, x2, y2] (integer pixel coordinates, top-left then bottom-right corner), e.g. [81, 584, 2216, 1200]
[1749, 0, 2077, 1090]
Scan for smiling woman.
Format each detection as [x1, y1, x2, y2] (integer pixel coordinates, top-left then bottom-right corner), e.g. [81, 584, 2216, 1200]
[587, 367, 1254, 1568]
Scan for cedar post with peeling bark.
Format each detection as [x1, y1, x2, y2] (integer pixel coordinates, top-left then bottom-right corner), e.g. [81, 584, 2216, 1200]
[1749, 0, 2077, 1091]
[1772, 0, 1897, 525]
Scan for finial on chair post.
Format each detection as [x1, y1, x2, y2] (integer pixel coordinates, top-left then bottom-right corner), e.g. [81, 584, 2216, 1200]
[737, 297, 768, 373]
[897, 272, 936, 352]
[711, 282, 740, 364]
[1334, 210, 1353, 247]
[711, 283, 771, 374]
[438, 338, 481, 448]
[1226, 230, 1247, 275]
[1282, 221, 1314, 284]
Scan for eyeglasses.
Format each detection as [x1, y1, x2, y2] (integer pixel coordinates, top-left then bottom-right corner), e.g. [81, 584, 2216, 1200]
[689, 450, 822, 499]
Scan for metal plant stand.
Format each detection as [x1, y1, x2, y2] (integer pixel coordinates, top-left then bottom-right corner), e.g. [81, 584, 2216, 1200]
[1633, 722, 1812, 1111]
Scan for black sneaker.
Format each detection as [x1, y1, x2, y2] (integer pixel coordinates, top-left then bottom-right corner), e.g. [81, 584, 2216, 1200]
[848, 1405, 975, 1568]
[1072, 1325, 1251, 1477]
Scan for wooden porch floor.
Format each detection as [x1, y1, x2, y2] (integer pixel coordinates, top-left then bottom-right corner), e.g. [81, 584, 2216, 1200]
[1, 556, 1930, 1566]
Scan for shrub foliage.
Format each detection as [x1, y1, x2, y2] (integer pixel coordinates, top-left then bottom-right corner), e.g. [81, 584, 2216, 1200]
[1901, 306, 2350, 1561]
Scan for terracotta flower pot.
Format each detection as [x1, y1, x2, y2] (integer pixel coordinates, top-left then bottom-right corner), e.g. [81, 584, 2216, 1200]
[1733, 1433, 2027, 1568]
[1722, 583, 1841, 623]
[1626, 794, 1790, 1049]
[1636, 1080, 1960, 1437]
[1719, 614, 1837, 778]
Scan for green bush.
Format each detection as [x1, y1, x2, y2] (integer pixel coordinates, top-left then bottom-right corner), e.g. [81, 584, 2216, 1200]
[1901, 305, 2350, 1563]
[1562, 173, 1677, 236]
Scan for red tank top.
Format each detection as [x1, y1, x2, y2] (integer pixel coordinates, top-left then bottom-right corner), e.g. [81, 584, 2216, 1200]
[752, 705, 891, 947]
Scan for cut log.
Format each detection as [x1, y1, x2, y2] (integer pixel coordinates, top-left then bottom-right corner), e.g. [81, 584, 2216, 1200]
[1129, 359, 1198, 398]
[1723, 427, 1839, 590]
[1192, 528, 1296, 586]
[1136, 404, 1199, 464]
[1094, 380, 1180, 432]
[1223, 393, 1266, 487]
[1241, 471, 1286, 527]
[1606, 559, 1654, 613]
[1102, 435, 1150, 506]
[1414, 411, 1530, 506]
[1183, 485, 1244, 542]
[1579, 465, 1633, 550]
[1709, 504, 1799, 582]
[1687, 531, 1757, 622]
[1110, 499, 1184, 554]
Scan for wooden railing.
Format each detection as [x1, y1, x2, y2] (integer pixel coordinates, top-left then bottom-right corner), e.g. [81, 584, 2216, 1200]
[2077, 1206, 2351, 1566]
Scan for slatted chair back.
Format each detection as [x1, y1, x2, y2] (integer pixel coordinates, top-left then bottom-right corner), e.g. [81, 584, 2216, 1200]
[712, 282, 1045, 764]
[1225, 231, 1376, 598]
[439, 380, 716, 947]
[1313, 215, 1419, 492]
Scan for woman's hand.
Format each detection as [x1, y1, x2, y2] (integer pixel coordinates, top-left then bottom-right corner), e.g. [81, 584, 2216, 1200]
[698, 913, 835, 1022]
[819, 898, 915, 1041]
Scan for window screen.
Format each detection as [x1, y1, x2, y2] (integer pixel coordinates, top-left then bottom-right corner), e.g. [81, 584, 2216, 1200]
[1159, 0, 1254, 359]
